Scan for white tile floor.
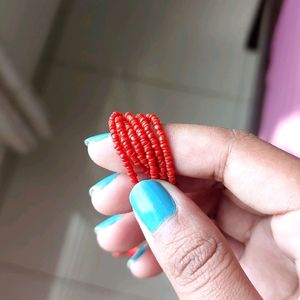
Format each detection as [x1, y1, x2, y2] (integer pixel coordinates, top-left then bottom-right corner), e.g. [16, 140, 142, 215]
[0, 1, 260, 299]
[0, 261, 148, 300]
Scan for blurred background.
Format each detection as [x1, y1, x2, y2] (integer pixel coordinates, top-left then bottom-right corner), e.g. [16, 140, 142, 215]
[1, 0, 298, 299]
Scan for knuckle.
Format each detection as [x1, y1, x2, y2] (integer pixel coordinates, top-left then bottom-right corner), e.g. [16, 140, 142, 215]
[215, 129, 255, 182]
[228, 129, 254, 143]
[167, 234, 233, 293]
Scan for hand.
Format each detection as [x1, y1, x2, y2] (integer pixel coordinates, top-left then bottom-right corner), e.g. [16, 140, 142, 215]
[86, 124, 300, 299]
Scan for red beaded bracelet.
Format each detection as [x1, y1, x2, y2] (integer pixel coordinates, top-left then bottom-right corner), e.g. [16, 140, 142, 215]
[108, 112, 176, 185]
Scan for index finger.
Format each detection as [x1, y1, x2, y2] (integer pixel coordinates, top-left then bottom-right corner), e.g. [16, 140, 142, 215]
[86, 124, 300, 214]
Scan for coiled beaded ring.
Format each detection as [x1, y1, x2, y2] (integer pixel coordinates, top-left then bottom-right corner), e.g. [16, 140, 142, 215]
[108, 112, 176, 185]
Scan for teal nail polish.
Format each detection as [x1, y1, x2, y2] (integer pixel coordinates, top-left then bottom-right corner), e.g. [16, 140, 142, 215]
[94, 214, 122, 233]
[89, 173, 118, 196]
[84, 133, 110, 146]
[129, 180, 176, 233]
[127, 244, 147, 268]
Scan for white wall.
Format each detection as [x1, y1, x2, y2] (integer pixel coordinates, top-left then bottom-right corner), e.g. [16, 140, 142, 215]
[0, 0, 61, 80]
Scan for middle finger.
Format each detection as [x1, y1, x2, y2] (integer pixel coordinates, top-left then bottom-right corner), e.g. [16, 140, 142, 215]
[90, 173, 216, 215]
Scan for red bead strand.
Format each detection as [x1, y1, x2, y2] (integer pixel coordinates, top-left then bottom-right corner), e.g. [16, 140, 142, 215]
[146, 113, 176, 184]
[108, 112, 176, 185]
[109, 112, 138, 184]
[136, 113, 167, 180]
[124, 112, 151, 175]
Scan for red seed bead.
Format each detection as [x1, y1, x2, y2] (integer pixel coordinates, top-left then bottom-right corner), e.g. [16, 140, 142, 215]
[108, 112, 175, 185]
[146, 113, 176, 184]
[136, 113, 167, 180]
[124, 112, 149, 174]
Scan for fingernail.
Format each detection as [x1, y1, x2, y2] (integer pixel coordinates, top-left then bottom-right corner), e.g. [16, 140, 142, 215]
[127, 244, 147, 268]
[129, 180, 176, 232]
[89, 173, 118, 196]
[84, 133, 110, 146]
[94, 214, 122, 234]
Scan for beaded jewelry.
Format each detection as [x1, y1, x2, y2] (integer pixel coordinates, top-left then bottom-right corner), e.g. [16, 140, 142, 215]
[108, 112, 176, 185]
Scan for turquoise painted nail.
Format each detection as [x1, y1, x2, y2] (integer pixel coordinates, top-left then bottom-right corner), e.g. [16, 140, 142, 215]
[84, 133, 110, 146]
[129, 180, 176, 233]
[94, 214, 122, 234]
[89, 173, 118, 196]
[127, 244, 147, 268]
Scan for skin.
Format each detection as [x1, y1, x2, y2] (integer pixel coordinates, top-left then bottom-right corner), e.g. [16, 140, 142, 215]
[87, 124, 300, 299]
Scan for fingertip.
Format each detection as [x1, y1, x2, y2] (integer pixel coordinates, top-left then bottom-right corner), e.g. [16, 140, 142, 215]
[127, 245, 162, 278]
[89, 173, 133, 215]
[87, 135, 124, 172]
[95, 212, 145, 252]
[127, 244, 147, 269]
[84, 133, 111, 147]
[89, 173, 119, 196]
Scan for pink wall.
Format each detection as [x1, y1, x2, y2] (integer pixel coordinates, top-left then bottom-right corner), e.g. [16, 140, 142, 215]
[259, 0, 300, 157]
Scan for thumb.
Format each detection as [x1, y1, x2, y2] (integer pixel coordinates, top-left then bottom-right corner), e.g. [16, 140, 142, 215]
[129, 180, 261, 300]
